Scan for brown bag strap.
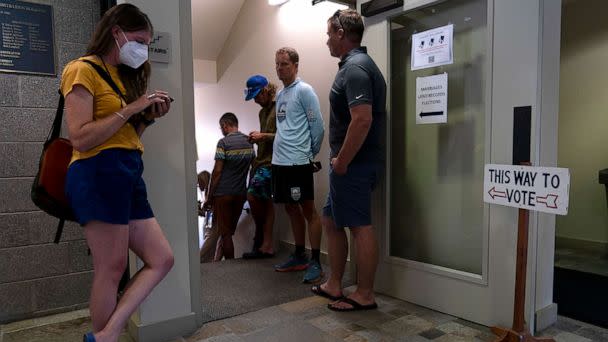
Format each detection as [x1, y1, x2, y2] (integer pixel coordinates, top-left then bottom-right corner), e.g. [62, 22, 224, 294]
[53, 219, 65, 244]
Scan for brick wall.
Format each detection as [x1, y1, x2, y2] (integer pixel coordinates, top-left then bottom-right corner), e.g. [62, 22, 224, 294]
[0, 0, 99, 323]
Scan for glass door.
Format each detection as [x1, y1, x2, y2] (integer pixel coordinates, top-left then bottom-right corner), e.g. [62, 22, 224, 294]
[389, 0, 488, 277]
[373, 0, 561, 329]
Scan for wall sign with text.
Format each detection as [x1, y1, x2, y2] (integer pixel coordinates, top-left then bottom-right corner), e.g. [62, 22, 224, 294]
[483, 164, 570, 215]
[411, 24, 453, 71]
[416, 73, 448, 124]
[149, 31, 170, 64]
[0, 0, 55, 75]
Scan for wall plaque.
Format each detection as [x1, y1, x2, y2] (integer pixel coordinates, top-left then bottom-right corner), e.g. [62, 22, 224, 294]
[149, 31, 170, 64]
[0, 0, 55, 75]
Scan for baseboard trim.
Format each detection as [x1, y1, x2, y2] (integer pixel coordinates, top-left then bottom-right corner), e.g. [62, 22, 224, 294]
[535, 302, 558, 332]
[128, 312, 197, 342]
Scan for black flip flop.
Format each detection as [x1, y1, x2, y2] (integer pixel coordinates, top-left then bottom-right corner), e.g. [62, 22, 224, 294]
[327, 297, 378, 312]
[311, 284, 343, 301]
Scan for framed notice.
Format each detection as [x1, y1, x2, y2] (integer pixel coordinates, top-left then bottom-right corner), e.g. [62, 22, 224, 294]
[411, 24, 453, 71]
[0, 0, 55, 75]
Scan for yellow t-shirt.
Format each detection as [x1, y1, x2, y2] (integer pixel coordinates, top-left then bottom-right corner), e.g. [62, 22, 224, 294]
[60, 55, 144, 163]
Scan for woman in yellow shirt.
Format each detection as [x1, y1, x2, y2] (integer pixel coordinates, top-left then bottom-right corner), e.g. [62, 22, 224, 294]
[61, 4, 174, 342]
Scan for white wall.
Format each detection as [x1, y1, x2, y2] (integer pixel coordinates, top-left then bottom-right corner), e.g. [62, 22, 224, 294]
[556, 0, 608, 244]
[194, 0, 350, 251]
[121, 1, 200, 341]
[193, 59, 217, 84]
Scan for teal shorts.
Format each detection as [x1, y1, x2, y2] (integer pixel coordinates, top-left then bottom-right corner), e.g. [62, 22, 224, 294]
[247, 166, 272, 200]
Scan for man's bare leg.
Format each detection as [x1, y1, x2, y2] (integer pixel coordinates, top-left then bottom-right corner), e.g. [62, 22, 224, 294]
[259, 198, 275, 254]
[330, 225, 378, 309]
[318, 216, 346, 298]
[301, 200, 321, 251]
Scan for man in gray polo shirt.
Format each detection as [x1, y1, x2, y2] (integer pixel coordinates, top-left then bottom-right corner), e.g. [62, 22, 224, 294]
[204, 112, 255, 261]
[311, 9, 386, 311]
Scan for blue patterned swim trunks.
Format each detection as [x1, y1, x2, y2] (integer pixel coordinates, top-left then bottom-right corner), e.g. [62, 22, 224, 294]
[248, 166, 272, 200]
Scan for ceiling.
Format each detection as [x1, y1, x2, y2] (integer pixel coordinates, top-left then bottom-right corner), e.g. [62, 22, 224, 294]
[191, 0, 245, 61]
[191, 0, 357, 61]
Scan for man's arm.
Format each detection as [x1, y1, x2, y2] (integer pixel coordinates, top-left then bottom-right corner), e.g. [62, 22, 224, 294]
[302, 87, 325, 157]
[205, 159, 224, 207]
[204, 140, 226, 207]
[249, 131, 275, 143]
[332, 104, 372, 175]
[264, 133, 276, 141]
[332, 65, 373, 175]
[249, 106, 277, 143]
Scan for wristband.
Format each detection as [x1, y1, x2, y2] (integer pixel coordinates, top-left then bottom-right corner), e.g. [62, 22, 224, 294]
[113, 111, 126, 121]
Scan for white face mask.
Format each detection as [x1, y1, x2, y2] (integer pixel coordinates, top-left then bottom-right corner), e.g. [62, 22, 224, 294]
[116, 31, 148, 69]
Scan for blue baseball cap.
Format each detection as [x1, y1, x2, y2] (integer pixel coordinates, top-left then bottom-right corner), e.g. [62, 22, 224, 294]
[244, 75, 269, 101]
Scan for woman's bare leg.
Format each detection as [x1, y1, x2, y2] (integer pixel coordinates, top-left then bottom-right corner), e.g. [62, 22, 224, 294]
[85, 221, 129, 332]
[94, 218, 174, 342]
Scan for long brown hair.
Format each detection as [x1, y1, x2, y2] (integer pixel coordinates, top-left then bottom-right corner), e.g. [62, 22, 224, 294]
[86, 4, 153, 103]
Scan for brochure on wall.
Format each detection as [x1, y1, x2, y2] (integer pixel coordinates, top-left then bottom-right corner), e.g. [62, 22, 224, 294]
[411, 24, 453, 71]
[416, 73, 448, 124]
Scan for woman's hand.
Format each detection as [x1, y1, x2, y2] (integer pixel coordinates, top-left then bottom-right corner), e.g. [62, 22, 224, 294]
[126, 90, 171, 118]
[198, 200, 205, 216]
[143, 90, 172, 120]
[203, 199, 213, 210]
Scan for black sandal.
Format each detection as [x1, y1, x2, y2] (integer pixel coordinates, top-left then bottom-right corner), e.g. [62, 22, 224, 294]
[311, 284, 344, 301]
[327, 297, 378, 312]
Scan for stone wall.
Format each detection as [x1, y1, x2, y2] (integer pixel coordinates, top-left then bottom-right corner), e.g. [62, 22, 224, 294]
[0, 0, 99, 323]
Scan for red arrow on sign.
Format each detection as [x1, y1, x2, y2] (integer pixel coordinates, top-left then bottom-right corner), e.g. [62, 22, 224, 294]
[488, 187, 507, 200]
[536, 194, 558, 209]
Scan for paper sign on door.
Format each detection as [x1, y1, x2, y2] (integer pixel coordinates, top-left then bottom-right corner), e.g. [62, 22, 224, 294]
[416, 73, 448, 124]
[411, 24, 454, 70]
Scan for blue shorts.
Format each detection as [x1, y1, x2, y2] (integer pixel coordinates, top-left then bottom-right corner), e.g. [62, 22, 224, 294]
[248, 166, 272, 200]
[65, 148, 154, 226]
[323, 162, 382, 229]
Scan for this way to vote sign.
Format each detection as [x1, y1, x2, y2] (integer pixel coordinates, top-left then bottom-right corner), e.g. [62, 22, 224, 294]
[484, 164, 570, 215]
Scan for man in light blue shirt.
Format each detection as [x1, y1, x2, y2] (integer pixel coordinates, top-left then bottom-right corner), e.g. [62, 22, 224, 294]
[272, 47, 325, 284]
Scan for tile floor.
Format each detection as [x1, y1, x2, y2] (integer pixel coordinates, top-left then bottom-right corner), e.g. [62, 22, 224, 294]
[2, 288, 607, 342]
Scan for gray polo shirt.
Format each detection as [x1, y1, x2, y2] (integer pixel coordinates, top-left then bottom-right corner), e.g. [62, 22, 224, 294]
[329, 47, 386, 164]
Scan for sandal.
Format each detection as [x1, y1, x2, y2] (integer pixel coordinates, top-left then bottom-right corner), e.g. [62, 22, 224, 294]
[327, 297, 378, 312]
[311, 284, 343, 301]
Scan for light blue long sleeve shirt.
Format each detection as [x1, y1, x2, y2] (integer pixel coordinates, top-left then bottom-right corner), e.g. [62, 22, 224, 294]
[272, 78, 325, 166]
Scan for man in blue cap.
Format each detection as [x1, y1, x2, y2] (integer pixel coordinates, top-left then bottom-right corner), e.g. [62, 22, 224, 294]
[242, 75, 278, 259]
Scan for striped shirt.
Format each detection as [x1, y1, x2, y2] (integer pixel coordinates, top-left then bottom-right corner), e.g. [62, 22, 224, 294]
[214, 131, 255, 196]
